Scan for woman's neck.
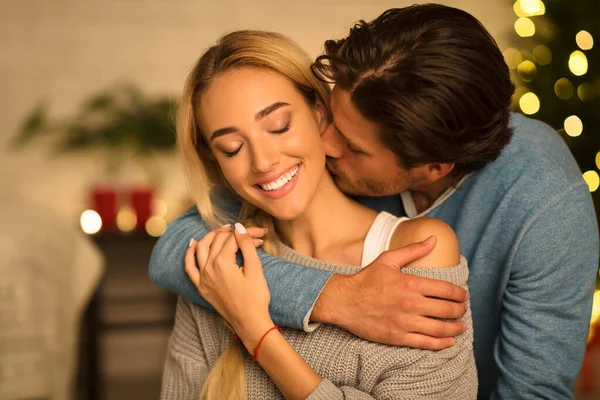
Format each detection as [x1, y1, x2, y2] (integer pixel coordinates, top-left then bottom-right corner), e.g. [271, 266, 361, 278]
[274, 171, 377, 264]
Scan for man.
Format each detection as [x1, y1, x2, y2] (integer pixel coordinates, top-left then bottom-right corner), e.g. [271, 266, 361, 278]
[150, 4, 598, 399]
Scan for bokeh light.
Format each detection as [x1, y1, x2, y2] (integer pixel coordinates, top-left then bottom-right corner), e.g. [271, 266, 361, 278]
[583, 171, 600, 192]
[576, 30, 594, 50]
[519, 92, 540, 115]
[595, 151, 600, 170]
[517, 60, 537, 82]
[532, 45, 552, 65]
[116, 207, 137, 233]
[153, 198, 168, 218]
[577, 83, 595, 102]
[568, 50, 588, 76]
[503, 48, 522, 69]
[591, 291, 600, 325]
[146, 216, 167, 237]
[554, 78, 574, 100]
[564, 115, 583, 137]
[515, 17, 536, 37]
[80, 210, 102, 234]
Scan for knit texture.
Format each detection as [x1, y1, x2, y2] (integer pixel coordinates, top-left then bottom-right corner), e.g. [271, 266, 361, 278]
[161, 240, 477, 399]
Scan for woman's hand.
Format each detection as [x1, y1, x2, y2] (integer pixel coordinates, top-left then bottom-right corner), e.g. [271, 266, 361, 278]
[184, 223, 274, 350]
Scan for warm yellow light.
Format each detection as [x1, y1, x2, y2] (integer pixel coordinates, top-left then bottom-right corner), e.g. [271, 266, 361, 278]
[569, 51, 588, 76]
[503, 48, 522, 69]
[515, 18, 536, 37]
[116, 207, 137, 233]
[591, 291, 600, 325]
[564, 116, 583, 137]
[80, 210, 102, 234]
[578, 83, 595, 102]
[517, 60, 537, 82]
[595, 152, 600, 170]
[520, 0, 541, 15]
[153, 198, 168, 218]
[583, 171, 600, 192]
[146, 216, 167, 237]
[519, 92, 540, 115]
[576, 30, 594, 50]
[533, 45, 552, 65]
[554, 78, 574, 100]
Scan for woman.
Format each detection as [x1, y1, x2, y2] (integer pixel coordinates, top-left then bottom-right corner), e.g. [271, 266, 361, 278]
[161, 30, 476, 400]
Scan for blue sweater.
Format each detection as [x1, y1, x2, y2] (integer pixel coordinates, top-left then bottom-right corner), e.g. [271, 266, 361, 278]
[149, 113, 598, 399]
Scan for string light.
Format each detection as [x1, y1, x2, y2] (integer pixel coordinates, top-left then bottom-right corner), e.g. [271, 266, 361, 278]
[583, 171, 600, 192]
[146, 216, 167, 237]
[554, 78, 574, 100]
[564, 115, 583, 137]
[503, 48, 522, 69]
[517, 60, 537, 82]
[532, 45, 552, 65]
[568, 50, 588, 76]
[514, 0, 545, 16]
[116, 207, 137, 233]
[577, 83, 595, 102]
[519, 92, 540, 115]
[80, 210, 102, 234]
[515, 18, 536, 37]
[576, 30, 594, 50]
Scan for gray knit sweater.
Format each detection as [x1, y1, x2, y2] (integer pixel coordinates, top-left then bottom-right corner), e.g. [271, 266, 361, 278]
[160, 241, 477, 399]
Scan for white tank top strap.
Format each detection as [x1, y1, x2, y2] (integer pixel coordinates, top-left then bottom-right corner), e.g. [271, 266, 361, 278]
[360, 211, 409, 268]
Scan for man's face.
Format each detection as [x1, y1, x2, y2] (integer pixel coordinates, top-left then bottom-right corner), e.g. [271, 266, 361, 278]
[323, 86, 414, 196]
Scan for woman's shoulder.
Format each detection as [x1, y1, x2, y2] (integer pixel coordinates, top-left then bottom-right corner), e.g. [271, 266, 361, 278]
[390, 216, 461, 268]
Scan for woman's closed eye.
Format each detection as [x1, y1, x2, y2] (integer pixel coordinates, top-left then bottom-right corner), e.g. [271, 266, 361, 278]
[268, 122, 291, 135]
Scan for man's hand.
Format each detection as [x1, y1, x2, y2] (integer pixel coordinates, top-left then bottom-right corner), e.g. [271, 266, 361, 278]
[311, 237, 468, 350]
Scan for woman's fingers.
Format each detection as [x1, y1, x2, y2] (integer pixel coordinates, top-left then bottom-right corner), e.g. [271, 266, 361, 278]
[184, 239, 200, 285]
[234, 223, 262, 278]
[195, 225, 230, 268]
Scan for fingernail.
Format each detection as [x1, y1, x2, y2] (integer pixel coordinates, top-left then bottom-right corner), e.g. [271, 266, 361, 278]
[234, 222, 247, 234]
[465, 291, 470, 301]
[221, 223, 231, 229]
[423, 235, 434, 244]
[188, 238, 195, 248]
[461, 323, 467, 333]
[257, 239, 264, 246]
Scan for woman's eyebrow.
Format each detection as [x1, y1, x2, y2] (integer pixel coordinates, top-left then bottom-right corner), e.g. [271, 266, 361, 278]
[211, 102, 290, 141]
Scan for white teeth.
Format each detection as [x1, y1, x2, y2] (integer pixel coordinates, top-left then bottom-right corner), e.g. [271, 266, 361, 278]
[259, 165, 299, 191]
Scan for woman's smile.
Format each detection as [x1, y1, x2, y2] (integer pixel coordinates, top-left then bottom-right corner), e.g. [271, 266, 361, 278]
[254, 163, 301, 200]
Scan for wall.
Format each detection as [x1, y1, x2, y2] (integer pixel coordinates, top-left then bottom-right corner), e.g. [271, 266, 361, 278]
[0, 0, 514, 220]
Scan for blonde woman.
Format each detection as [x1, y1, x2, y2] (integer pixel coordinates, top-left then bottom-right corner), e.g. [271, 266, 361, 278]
[161, 30, 476, 400]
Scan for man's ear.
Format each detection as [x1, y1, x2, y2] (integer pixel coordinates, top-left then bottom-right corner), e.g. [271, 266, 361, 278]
[423, 162, 455, 182]
[313, 99, 330, 132]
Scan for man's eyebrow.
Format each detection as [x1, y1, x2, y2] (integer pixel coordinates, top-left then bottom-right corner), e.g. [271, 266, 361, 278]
[255, 102, 289, 121]
[210, 102, 290, 141]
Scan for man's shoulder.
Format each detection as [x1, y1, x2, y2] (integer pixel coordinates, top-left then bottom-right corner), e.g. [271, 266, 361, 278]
[473, 113, 585, 194]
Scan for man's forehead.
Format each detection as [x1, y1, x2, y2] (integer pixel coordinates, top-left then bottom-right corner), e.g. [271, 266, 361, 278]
[329, 87, 383, 148]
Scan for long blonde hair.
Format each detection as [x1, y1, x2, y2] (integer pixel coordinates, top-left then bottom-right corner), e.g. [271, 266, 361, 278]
[177, 30, 331, 400]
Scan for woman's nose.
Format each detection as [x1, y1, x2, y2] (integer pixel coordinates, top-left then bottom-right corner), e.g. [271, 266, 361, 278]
[251, 143, 281, 173]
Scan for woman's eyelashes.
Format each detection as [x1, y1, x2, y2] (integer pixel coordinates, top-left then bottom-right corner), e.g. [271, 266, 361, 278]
[223, 144, 243, 158]
[220, 122, 292, 157]
[268, 122, 291, 135]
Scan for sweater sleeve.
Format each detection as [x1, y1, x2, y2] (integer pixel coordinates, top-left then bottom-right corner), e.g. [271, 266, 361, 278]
[160, 297, 209, 400]
[149, 205, 333, 330]
[307, 259, 478, 400]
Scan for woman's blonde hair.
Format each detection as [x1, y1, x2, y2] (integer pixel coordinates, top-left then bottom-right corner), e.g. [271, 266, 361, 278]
[177, 30, 331, 400]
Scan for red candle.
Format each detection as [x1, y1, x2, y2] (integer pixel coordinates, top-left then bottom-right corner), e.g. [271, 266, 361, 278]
[131, 186, 154, 231]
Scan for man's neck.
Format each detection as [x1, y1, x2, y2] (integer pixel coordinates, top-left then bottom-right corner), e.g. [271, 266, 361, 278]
[409, 178, 454, 214]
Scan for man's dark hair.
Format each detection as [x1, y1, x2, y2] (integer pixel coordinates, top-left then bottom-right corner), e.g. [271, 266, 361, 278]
[312, 4, 515, 180]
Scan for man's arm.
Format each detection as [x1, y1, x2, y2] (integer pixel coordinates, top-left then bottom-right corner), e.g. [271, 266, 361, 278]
[493, 184, 598, 399]
[149, 206, 333, 329]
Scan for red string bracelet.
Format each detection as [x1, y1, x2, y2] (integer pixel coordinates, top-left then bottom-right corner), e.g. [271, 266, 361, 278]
[252, 325, 281, 361]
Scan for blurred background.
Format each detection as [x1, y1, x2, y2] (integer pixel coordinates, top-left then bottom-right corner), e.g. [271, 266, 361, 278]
[0, 0, 598, 399]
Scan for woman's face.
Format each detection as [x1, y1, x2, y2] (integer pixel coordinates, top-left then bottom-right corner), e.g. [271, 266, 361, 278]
[198, 67, 329, 220]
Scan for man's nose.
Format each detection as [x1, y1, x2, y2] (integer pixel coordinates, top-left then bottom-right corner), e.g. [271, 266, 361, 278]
[321, 123, 343, 159]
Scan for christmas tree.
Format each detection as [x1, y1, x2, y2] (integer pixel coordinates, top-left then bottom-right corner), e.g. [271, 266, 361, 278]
[507, 0, 599, 285]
